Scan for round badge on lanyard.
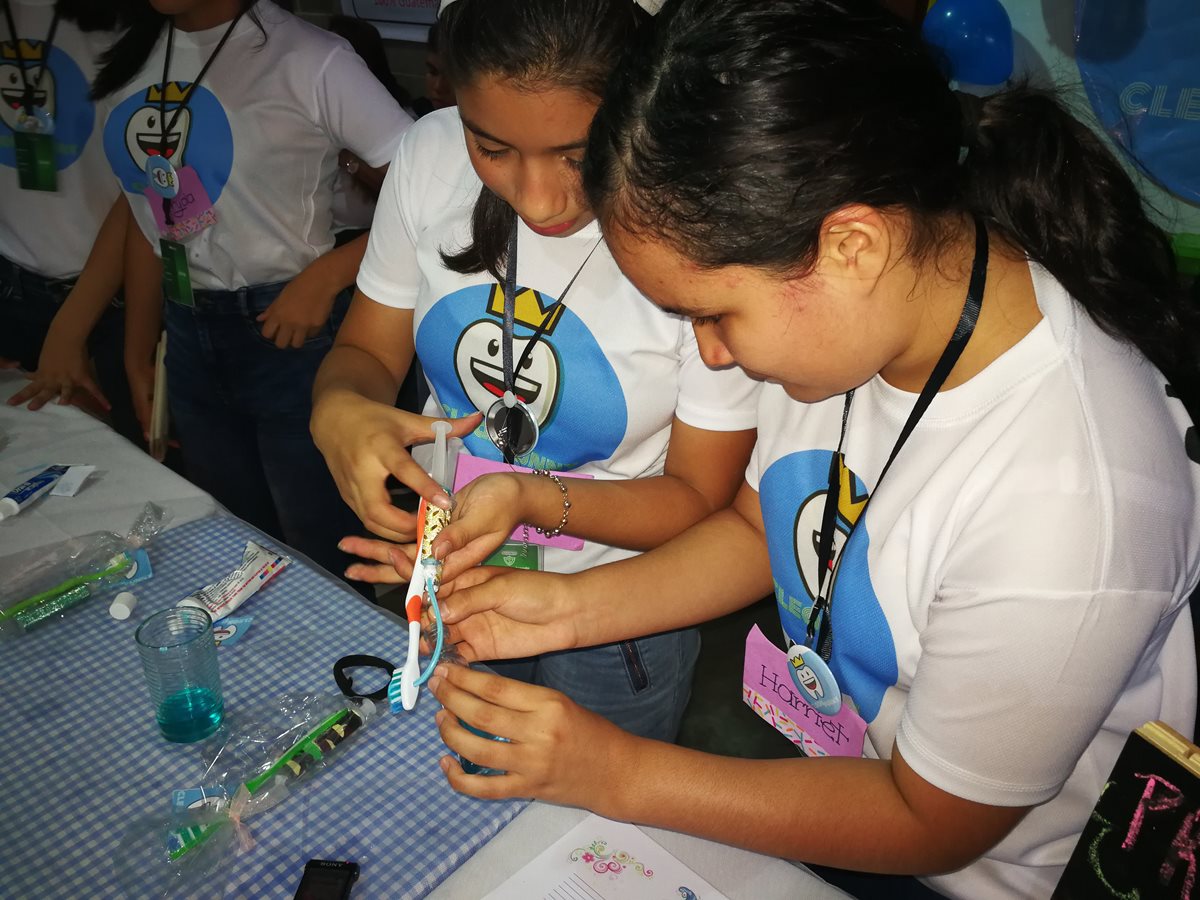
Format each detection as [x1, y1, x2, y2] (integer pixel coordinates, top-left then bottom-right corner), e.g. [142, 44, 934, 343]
[786, 642, 843, 715]
[485, 390, 539, 459]
[17, 105, 54, 135]
[145, 155, 180, 199]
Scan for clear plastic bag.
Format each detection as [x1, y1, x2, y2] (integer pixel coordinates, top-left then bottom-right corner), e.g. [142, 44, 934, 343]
[112, 692, 377, 899]
[0, 502, 170, 636]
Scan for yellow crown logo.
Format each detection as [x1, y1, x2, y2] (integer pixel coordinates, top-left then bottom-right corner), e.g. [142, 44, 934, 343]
[1, 39, 45, 61]
[486, 284, 564, 335]
[836, 455, 868, 527]
[146, 81, 193, 104]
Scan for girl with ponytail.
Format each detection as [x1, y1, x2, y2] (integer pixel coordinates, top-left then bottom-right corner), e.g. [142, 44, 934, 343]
[428, 1, 1200, 897]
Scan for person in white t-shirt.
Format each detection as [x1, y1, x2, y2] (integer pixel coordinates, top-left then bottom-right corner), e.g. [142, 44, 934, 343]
[88, 0, 413, 582]
[311, 0, 759, 741]
[0, 2, 140, 439]
[424, 1, 1200, 897]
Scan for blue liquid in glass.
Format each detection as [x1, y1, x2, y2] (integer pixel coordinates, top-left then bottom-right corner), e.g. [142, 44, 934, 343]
[157, 686, 224, 743]
[459, 719, 509, 775]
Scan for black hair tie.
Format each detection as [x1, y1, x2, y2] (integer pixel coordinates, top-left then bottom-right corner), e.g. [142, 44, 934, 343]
[333, 654, 395, 702]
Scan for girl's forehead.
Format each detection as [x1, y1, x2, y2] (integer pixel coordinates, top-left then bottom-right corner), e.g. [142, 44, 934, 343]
[458, 76, 599, 146]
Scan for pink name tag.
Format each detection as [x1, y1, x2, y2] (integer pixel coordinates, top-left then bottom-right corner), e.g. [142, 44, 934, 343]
[742, 624, 867, 758]
[452, 454, 590, 551]
[144, 165, 216, 241]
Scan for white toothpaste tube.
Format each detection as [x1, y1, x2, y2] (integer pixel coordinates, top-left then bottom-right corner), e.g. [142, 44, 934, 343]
[0, 465, 71, 520]
[177, 540, 290, 619]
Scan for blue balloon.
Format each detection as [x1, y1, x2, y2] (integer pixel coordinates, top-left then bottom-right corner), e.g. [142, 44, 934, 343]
[922, 0, 1015, 85]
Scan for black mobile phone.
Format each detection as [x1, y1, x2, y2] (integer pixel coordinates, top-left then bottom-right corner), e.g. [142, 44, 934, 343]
[292, 859, 360, 900]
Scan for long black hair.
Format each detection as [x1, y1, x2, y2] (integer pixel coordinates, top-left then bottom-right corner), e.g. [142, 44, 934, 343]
[586, 0, 1199, 422]
[91, 0, 263, 101]
[54, 0, 135, 32]
[437, 0, 647, 281]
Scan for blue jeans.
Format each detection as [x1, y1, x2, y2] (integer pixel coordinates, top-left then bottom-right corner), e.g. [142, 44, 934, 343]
[163, 282, 364, 585]
[0, 254, 141, 447]
[491, 628, 701, 741]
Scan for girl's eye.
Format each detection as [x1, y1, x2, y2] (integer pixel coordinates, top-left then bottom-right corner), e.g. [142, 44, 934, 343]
[692, 315, 722, 326]
[474, 141, 507, 160]
[563, 155, 584, 171]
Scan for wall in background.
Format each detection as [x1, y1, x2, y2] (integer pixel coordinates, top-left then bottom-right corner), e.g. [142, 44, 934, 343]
[1005, 2, 1199, 236]
[294, 0, 1199, 238]
[292, 0, 429, 103]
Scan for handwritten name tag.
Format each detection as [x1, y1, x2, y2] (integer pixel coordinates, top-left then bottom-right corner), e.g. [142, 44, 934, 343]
[144, 165, 216, 241]
[741, 623, 867, 758]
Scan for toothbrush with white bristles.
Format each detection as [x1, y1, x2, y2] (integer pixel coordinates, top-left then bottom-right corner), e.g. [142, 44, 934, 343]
[388, 421, 455, 713]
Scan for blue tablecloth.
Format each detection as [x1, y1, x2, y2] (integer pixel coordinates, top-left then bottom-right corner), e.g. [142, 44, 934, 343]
[0, 514, 526, 898]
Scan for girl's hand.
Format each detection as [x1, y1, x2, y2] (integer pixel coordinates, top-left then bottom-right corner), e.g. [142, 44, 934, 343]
[429, 664, 635, 806]
[8, 329, 109, 412]
[436, 566, 578, 663]
[338, 534, 416, 584]
[256, 272, 339, 350]
[429, 473, 525, 581]
[311, 390, 481, 541]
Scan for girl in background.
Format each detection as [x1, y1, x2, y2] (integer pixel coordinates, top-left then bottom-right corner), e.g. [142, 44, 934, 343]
[91, 0, 412, 579]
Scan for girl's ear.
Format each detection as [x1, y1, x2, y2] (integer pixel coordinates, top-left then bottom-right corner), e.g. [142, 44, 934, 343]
[816, 205, 891, 295]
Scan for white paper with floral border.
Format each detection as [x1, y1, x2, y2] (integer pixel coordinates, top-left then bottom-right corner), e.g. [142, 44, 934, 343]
[482, 814, 729, 900]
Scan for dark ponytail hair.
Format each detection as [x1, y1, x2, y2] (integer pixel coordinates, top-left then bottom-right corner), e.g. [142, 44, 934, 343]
[91, 0, 264, 101]
[437, 0, 647, 281]
[586, 0, 1199, 420]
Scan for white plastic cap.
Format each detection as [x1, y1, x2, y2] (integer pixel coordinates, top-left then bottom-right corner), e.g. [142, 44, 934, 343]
[109, 591, 138, 620]
[0, 498, 17, 520]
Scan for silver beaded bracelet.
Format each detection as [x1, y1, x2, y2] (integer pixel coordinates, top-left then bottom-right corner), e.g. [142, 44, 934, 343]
[531, 469, 571, 539]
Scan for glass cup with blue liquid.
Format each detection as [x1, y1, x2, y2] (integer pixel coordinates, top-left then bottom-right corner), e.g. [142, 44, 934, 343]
[135, 606, 224, 743]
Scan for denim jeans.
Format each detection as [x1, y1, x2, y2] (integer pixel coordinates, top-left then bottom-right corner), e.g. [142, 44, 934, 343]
[0, 254, 141, 446]
[163, 282, 364, 585]
[490, 627, 701, 741]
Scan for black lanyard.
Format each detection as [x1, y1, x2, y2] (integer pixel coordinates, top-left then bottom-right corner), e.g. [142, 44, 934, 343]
[155, 12, 243, 223]
[2, 2, 59, 116]
[496, 222, 601, 462]
[806, 214, 989, 660]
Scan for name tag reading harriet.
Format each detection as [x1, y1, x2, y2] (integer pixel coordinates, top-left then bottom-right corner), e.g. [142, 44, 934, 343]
[742, 624, 867, 758]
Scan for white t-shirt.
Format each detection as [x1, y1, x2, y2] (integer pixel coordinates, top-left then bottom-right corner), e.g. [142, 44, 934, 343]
[99, 1, 412, 290]
[746, 262, 1200, 899]
[0, 0, 118, 279]
[359, 108, 761, 576]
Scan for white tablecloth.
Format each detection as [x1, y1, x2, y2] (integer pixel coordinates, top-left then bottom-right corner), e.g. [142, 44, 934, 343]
[0, 369, 216, 556]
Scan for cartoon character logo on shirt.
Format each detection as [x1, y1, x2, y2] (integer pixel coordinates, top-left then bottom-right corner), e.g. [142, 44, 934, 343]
[453, 284, 563, 431]
[122, 83, 193, 174]
[0, 38, 94, 170]
[103, 80, 233, 203]
[417, 283, 627, 471]
[760, 449, 898, 722]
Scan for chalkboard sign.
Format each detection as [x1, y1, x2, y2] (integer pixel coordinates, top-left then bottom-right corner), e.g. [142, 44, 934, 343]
[1054, 722, 1200, 900]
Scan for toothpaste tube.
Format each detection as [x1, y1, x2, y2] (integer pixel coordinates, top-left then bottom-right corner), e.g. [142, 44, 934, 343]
[177, 540, 290, 619]
[0, 465, 69, 520]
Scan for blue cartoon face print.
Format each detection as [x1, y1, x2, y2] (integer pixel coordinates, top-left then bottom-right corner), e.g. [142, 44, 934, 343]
[102, 80, 233, 201]
[759, 450, 898, 723]
[0, 39, 93, 168]
[417, 282, 628, 471]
